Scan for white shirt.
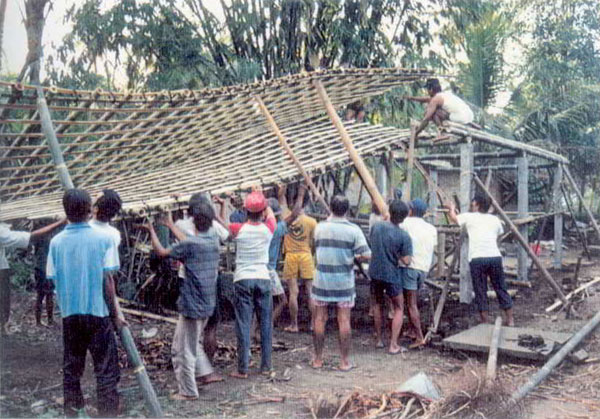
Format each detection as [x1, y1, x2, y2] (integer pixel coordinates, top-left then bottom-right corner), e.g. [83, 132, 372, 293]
[0, 223, 31, 270]
[456, 212, 503, 261]
[438, 91, 474, 124]
[368, 213, 384, 235]
[174, 217, 229, 278]
[400, 217, 438, 272]
[90, 219, 122, 266]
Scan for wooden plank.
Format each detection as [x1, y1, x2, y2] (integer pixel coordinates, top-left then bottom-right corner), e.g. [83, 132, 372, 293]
[486, 317, 503, 383]
[443, 323, 572, 361]
[459, 140, 473, 303]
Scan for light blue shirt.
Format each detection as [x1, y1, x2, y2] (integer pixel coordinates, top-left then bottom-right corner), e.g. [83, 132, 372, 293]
[47, 222, 120, 318]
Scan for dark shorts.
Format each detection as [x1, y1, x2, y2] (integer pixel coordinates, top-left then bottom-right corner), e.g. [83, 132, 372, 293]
[403, 268, 426, 291]
[469, 257, 513, 312]
[371, 279, 403, 304]
[35, 268, 54, 295]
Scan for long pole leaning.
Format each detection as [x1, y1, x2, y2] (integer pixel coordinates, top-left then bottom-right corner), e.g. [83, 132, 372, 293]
[254, 95, 331, 214]
[37, 87, 163, 417]
[36, 87, 74, 189]
[313, 80, 388, 218]
[472, 175, 569, 307]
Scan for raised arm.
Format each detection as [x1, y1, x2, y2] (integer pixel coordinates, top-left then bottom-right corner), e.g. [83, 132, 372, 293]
[283, 183, 307, 225]
[404, 95, 431, 104]
[444, 200, 460, 225]
[278, 183, 288, 209]
[212, 195, 228, 227]
[140, 221, 171, 258]
[30, 217, 67, 239]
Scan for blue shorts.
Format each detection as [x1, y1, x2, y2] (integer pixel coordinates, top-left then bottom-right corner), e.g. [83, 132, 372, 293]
[403, 268, 426, 291]
[371, 279, 403, 304]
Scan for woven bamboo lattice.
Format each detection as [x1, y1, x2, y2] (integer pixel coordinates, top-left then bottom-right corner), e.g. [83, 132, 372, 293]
[0, 68, 432, 221]
[0, 67, 569, 222]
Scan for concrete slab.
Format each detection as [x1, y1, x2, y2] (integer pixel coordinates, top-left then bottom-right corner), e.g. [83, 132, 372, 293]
[442, 324, 573, 360]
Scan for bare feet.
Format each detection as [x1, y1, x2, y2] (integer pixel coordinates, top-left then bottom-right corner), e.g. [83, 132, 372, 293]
[198, 373, 224, 385]
[229, 371, 248, 379]
[284, 325, 299, 333]
[337, 362, 355, 372]
[389, 345, 407, 355]
[170, 393, 198, 401]
[310, 359, 323, 369]
[375, 340, 385, 349]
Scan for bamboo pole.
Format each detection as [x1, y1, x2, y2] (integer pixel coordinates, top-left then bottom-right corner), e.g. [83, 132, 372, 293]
[313, 79, 388, 218]
[36, 87, 74, 189]
[404, 123, 416, 200]
[254, 95, 331, 213]
[486, 317, 503, 384]
[563, 165, 600, 240]
[472, 174, 569, 307]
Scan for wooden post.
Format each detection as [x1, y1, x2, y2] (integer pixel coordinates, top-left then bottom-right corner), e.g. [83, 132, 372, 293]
[517, 154, 529, 282]
[254, 95, 331, 213]
[429, 168, 439, 224]
[404, 124, 416, 200]
[553, 165, 563, 269]
[313, 80, 388, 218]
[486, 316, 503, 384]
[436, 232, 446, 278]
[459, 140, 474, 304]
[563, 165, 600, 240]
[36, 87, 74, 189]
[376, 154, 388, 199]
[472, 175, 569, 307]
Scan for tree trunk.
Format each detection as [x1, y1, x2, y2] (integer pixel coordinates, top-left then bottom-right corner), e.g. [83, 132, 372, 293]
[22, 0, 49, 84]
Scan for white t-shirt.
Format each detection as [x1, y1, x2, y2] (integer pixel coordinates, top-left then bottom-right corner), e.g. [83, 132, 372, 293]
[456, 212, 503, 261]
[438, 91, 474, 124]
[90, 219, 122, 266]
[174, 217, 229, 278]
[400, 217, 438, 272]
[0, 223, 31, 270]
[368, 213, 384, 235]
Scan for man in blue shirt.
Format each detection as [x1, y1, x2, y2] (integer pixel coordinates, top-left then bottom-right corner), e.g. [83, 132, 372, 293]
[369, 200, 412, 355]
[47, 189, 125, 417]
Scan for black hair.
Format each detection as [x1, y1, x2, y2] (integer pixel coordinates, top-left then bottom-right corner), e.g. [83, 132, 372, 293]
[189, 192, 210, 207]
[63, 189, 91, 223]
[247, 210, 263, 222]
[189, 201, 215, 232]
[472, 193, 491, 213]
[389, 199, 409, 224]
[95, 189, 122, 222]
[425, 78, 442, 94]
[331, 195, 349, 217]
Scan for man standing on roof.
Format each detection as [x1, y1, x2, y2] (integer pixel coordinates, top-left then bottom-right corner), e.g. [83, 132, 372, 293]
[445, 194, 515, 326]
[311, 195, 371, 371]
[400, 198, 437, 348]
[228, 189, 277, 378]
[280, 186, 317, 333]
[405, 78, 474, 140]
[1, 217, 65, 334]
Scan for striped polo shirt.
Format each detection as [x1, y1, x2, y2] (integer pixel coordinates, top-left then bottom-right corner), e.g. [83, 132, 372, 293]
[312, 217, 371, 303]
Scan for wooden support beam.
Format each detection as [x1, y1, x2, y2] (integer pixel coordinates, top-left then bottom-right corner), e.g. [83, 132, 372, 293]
[459, 140, 474, 304]
[563, 165, 600, 241]
[436, 232, 446, 278]
[313, 80, 387, 217]
[553, 165, 563, 269]
[517, 154, 529, 281]
[429, 168, 439, 225]
[254, 95, 331, 213]
[404, 124, 416, 200]
[472, 174, 569, 307]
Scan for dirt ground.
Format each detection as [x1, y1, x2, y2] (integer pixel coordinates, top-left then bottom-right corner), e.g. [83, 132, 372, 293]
[1, 250, 599, 418]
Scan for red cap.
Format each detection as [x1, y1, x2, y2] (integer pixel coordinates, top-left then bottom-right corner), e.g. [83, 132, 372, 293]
[244, 191, 267, 213]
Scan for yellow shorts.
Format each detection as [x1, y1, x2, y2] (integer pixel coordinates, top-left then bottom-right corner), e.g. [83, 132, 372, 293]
[283, 252, 314, 281]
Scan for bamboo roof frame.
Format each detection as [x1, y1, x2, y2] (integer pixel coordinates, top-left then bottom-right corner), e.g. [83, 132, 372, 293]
[0, 67, 570, 222]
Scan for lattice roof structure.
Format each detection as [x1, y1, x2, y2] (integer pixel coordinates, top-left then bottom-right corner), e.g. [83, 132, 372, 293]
[0, 67, 569, 222]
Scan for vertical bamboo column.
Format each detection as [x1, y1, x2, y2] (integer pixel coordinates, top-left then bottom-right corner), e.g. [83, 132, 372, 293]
[313, 80, 388, 218]
[517, 153, 529, 282]
[404, 123, 417, 201]
[36, 87, 74, 189]
[429, 168, 439, 224]
[254, 95, 331, 214]
[459, 140, 474, 304]
[553, 164, 563, 269]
